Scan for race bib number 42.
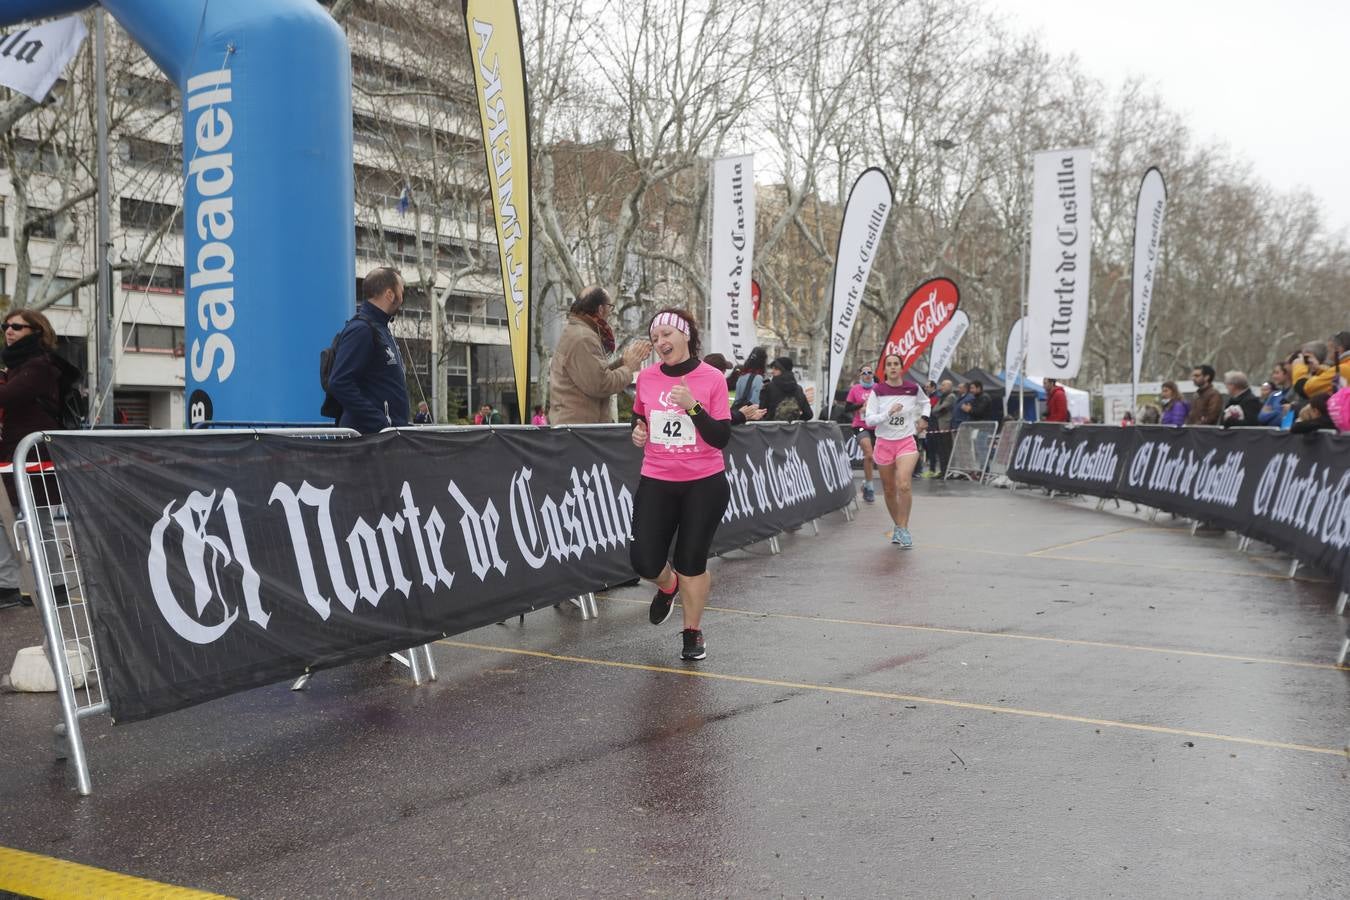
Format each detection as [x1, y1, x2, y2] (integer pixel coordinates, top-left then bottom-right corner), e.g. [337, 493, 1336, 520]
[650, 409, 696, 447]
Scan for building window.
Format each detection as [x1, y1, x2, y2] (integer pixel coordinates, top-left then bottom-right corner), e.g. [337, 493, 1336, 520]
[9, 139, 65, 176]
[122, 137, 182, 171]
[121, 265, 185, 294]
[0, 197, 7, 237]
[0, 267, 6, 297]
[112, 391, 151, 426]
[45, 275, 79, 307]
[24, 206, 72, 240]
[121, 323, 185, 354]
[120, 74, 177, 112]
[26, 273, 79, 307]
[120, 197, 183, 233]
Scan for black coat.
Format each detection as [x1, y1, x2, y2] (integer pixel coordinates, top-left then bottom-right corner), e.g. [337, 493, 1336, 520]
[1221, 389, 1263, 427]
[759, 372, 811, 421]
[0, 339, 66, 505]
[962, 392, 994, 421]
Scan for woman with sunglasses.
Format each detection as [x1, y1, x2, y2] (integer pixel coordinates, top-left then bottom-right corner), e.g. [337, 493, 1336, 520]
[863, 353, 931, 548]
[843, 364, 879, 502]
[630, 308, 732, 661]
[0, 309, 77, 608]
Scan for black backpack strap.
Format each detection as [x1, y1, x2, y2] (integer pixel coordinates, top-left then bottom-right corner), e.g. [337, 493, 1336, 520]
[352, 313, 383, 351]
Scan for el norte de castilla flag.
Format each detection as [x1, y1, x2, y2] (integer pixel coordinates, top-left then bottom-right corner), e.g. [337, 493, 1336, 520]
[0, 16, 88, 102]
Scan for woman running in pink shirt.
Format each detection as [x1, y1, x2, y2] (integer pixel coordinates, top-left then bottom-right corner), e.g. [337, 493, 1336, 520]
[844, 364, 879, 502]
[863, 353, 931, 548]
[630, 308, 732, 660]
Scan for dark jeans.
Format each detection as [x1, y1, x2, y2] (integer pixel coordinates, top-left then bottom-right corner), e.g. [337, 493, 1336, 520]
[927, 430, 953, 475]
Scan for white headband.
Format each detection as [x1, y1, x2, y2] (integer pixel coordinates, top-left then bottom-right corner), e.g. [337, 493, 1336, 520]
[649, 312, 690, 338]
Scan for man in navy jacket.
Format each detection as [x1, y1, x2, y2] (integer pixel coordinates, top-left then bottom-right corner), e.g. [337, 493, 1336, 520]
[328, 267, 410, 434]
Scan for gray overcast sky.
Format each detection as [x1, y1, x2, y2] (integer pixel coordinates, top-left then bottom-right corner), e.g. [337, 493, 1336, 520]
[989, 0, 1350, 235]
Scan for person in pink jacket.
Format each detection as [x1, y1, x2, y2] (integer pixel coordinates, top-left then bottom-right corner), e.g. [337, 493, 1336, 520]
[630, 309, 732, 661]
[843, 365, 879, 502]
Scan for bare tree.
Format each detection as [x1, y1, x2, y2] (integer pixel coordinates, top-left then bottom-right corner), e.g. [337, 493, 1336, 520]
[2, 18, 181, 318]
[531, 0, 773, 309]
[746, 0, 886, 388]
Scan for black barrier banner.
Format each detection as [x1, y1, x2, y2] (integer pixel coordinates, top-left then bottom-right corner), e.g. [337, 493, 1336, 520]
[1008, 423, 1350, 593]
[838, 423, 865, 469]
[1007, 422, 1130, 498]
[44, 423, 851, 723]
[1115, 426, 1257, 533]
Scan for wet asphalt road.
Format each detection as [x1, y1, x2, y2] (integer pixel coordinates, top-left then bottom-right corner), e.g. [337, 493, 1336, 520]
[0, 479, 1347, 898]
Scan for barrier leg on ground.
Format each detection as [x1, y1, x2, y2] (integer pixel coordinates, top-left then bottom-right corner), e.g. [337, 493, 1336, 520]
[16, 488, 100, 795]
[1336, 592, 1347, 616]
[768, 536, 782, 555]
[1338, 636, 1348, 667]
[407, 646, 426, 685]
[984, 421, 1021, 487]
[290, 641, 439, 691]
[561, 596, 592, 620]
[1287, 559, 1300, 579]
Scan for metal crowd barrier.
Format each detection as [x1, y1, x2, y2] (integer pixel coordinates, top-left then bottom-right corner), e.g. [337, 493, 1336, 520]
[11, 427, 437, 796]
[985, 420, 1023, 485]
[944, 421, 999, 482]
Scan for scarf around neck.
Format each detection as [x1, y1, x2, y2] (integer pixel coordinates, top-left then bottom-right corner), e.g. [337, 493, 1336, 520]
[1, 334, 44, 370]
[577, 311, 616, 354]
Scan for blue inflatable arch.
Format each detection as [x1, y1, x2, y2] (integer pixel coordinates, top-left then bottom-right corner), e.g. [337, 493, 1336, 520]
[2, 0, 354, 425]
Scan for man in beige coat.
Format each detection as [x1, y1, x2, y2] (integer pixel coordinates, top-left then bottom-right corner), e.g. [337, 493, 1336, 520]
[548, 286, 650, 424]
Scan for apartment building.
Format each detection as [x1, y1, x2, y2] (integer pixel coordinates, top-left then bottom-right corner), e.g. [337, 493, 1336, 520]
[0, 3, 511, 427]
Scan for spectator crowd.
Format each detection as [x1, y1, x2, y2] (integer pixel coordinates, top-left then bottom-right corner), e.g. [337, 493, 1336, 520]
[1133, 330, 1349, 434]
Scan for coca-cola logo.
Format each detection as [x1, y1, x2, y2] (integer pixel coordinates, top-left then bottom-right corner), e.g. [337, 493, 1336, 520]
[878, 278, 960, 374]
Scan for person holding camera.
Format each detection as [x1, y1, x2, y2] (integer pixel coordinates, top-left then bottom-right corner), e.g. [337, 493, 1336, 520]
[1291, 331, 1349, 400]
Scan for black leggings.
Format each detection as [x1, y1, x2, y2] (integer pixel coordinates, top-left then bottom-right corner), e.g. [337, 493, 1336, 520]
[630, 473, 731, 579]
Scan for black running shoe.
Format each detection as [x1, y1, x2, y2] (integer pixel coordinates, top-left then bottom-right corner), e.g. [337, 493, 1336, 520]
[649, 582, 678, 625]
[681, 629, 706, 660]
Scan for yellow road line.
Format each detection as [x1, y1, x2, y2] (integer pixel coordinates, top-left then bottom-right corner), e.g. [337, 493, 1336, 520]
[0, 845, 230, 900]
[439, 640, 1349, 758]
[1027, 527, 1144, 556]
[918, 541, 1330, 583]
[1033, 551, 1331, 583]
[597, 595, 1350, 672]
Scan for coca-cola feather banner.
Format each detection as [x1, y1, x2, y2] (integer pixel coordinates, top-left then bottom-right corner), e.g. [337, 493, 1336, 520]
[876, 277, 961, 376]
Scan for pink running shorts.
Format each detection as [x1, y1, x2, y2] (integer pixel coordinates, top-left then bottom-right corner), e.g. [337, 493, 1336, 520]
[873, 435, 918, 466]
